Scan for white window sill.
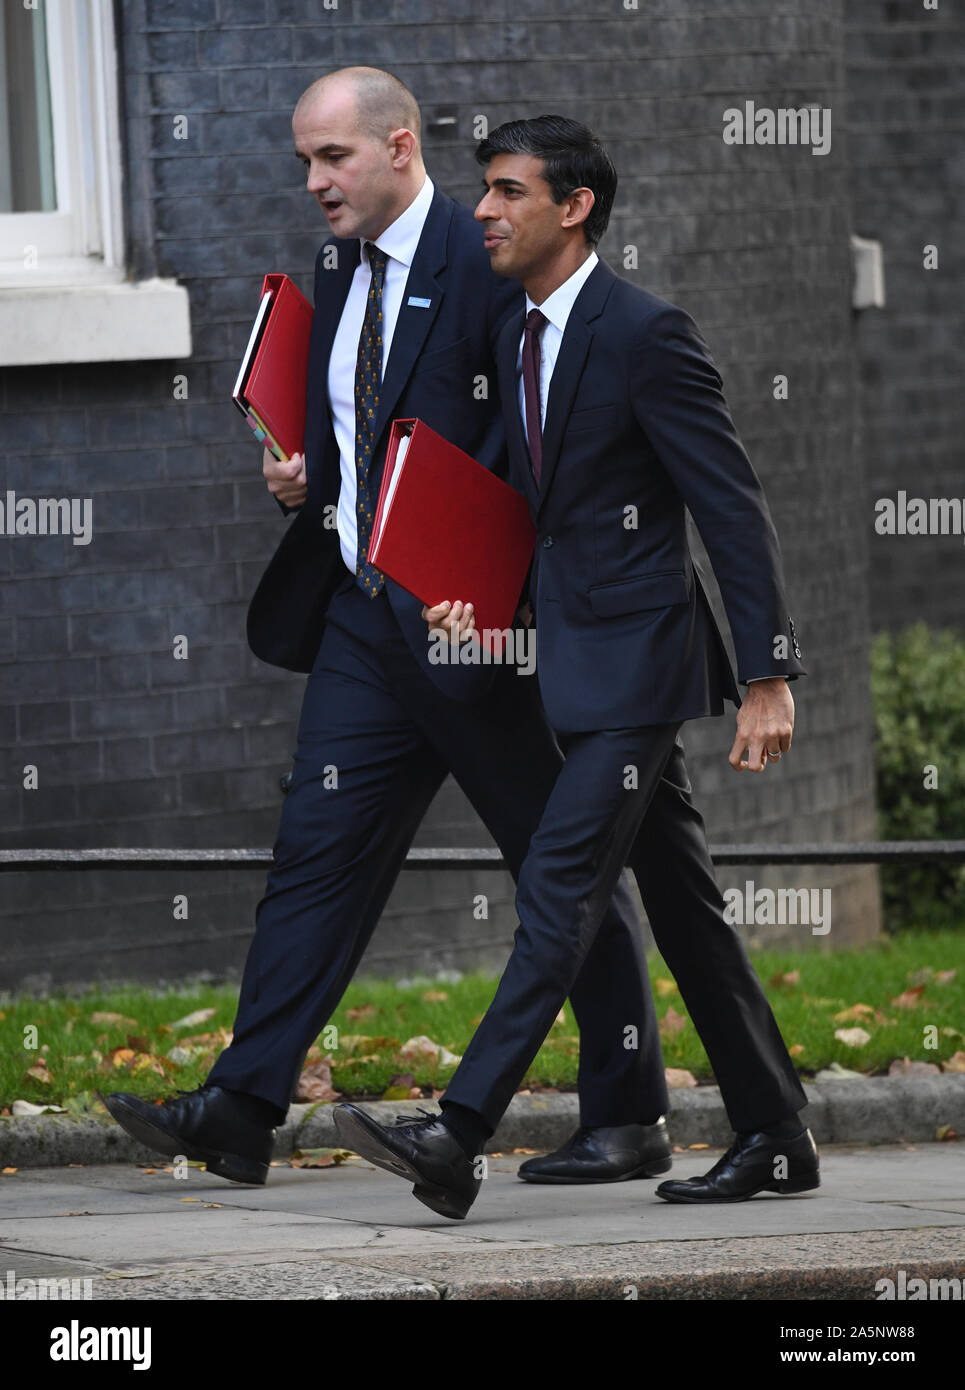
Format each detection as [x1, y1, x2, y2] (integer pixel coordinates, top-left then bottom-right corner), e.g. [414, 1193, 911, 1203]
[0, 275, 192, 365]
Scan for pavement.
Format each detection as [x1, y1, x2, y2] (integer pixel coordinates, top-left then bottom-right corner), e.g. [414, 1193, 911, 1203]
[1, 1142, 963, 1301]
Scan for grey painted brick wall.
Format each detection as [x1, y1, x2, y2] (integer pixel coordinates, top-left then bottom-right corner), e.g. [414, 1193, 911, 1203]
[1, 0, 885, 991]
[844, 0, 965, 633]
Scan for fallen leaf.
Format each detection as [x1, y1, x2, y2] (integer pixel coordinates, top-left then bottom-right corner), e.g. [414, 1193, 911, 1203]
[91, 1012, 138, 1028]
[512, 1147, 540, 1155]
[24, 1061, 52, 1084]
[789, 1044, 805, 1057]
[421, 990, 448, 1003]
[110, 1048, 136, 1068]
[935, 969, 957, 986]
[290, 1148, 355, 1169]
[399, 1035, 462, 1066]
[203, 1203, 223, 1208]
[382, 1084, 413, 1101]
[888, 1056, 940, 1077]
[339, 1035, 400, 1053]
[873, 1010, 896, 1026]
[654, 977, 679, 997]
[180, 1198, 200, 1203]
[659, 1007, 687, 1038]
[833, 1003, 874, 1023]
[126, 1035, 153, 1054]
[11, 1099, 65, 1116]
[347, 1004, 376, 1021]
[890, 986, 926, 1009]
[769, 970, 801, 988]
[834, 1027, 871, 1048]
[552, 1007, 567, 1027]
[2, 1168, 18, 1175]
[295, 1056, 339, 1104]
[815, 1061, 865, 1081]
[664, 1067, 697, 1088]
[141, 1169, 157, 1175]
[940, 1051, 965, 1073]
[135, 1053, 168, 1077]
[167, 1008, 216, 1029]
[936, 1126, 959, 1142]
[688, 1143, 709, 1150]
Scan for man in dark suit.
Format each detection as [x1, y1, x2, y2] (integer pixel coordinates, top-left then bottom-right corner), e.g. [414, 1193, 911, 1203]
[104, 74, 676, 1188]
[335, 115, 819, 1220]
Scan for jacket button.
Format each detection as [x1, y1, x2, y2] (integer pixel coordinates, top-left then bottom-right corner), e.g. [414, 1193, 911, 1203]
[542, 536, 553, 548]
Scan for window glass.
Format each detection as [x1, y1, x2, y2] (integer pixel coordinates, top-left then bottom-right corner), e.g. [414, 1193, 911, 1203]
[0, 3, 56, 213]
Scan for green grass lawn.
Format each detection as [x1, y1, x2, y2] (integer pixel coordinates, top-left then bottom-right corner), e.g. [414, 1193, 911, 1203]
[1, 930, 961, 1113]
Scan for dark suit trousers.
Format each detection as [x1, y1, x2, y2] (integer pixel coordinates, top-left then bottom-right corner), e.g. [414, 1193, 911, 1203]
[443, 725, 809, 1134]
[208, 581, 667, 1123]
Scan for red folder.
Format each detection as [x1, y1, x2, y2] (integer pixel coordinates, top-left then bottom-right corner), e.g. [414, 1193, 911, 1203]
[368, 419, 536, 653]
[232, 273, 313, 461]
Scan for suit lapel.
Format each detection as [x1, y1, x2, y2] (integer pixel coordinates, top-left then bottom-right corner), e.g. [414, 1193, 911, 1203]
[370, 187, 453, 452]
[533, 258, 617, 517]
[496, 307, 538, 512]
[313, 236, 361, 409]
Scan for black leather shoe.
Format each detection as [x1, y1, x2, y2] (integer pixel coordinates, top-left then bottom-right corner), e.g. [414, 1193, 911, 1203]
[656, 1126, 820, 1203]
[517, 1119, 673, 1183]
[102, 1085, 276, 1185]
[333, 1104, 481, 1220]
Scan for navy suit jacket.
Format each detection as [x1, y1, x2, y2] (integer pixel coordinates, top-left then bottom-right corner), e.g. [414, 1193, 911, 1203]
[247, 186, 522, 698]
[496, 257, 805, 734]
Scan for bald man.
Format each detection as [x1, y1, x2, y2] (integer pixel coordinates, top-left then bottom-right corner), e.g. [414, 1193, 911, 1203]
[104, 69, 676, 1200]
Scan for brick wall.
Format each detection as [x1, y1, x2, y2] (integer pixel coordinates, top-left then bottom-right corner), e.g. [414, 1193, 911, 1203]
[0, 0, 883, 991]
[843, 0, 965, 634]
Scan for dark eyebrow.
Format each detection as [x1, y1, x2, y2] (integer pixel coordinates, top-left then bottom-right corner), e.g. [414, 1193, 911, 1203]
[295, 144, 349, 159]
[482, 176, 527, 192]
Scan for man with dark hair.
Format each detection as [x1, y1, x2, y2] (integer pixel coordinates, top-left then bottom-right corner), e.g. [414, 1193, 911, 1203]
[335, 114, 818, 1220]
[103, 79, 676, 1192]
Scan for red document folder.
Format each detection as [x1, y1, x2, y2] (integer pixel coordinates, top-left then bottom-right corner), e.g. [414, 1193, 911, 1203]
[232, 273, 313, 461]
[368, 419, 536, 653]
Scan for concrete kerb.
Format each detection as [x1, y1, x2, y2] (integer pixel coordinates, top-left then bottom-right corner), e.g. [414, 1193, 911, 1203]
[1, 1075, 963, 1170]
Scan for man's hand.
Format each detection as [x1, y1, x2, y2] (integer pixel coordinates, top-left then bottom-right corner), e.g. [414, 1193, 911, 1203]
[422, 599, 476, 644]
[263, 445, 307, 508]
[729, 677, 794, 772]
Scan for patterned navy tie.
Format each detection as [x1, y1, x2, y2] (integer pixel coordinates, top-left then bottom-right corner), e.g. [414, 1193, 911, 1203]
[522, 307, 548, 485]
[354, 242, 389, 595]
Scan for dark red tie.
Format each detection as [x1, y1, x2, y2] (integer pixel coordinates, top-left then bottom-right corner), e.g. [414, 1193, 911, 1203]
[522, 308, 548, 484]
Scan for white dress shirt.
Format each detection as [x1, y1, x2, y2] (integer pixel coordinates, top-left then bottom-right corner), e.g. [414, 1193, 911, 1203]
[328, 174, 436, 572]
[516, 250, 599, 435]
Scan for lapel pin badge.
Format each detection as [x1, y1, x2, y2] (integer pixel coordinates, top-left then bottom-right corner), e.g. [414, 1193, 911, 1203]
[407, 296, 432, 308]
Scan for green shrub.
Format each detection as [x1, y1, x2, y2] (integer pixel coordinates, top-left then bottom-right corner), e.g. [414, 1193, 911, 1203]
[871, 624, 965, 931]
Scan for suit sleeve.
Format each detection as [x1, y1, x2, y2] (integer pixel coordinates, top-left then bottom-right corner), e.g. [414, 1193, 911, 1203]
[629, 305, 805, 684]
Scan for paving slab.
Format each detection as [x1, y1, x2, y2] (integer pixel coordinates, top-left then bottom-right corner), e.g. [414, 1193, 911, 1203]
[0, 1143, 962, 1300]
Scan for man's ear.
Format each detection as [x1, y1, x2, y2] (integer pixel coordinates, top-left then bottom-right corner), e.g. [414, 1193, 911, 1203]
[561, 187, 595, 233]
[388, 128, 418, 170]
